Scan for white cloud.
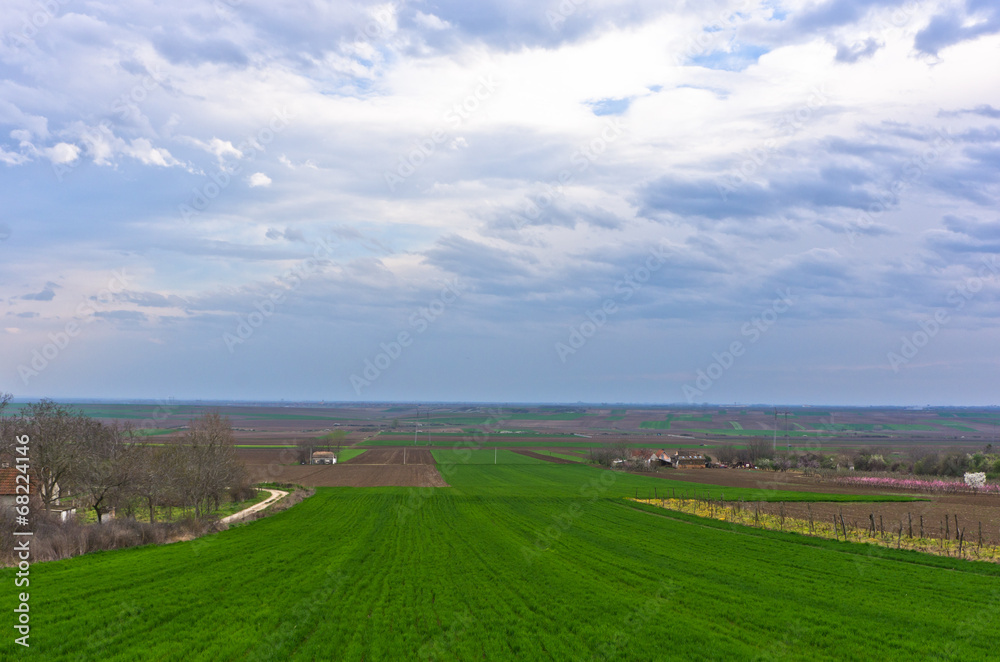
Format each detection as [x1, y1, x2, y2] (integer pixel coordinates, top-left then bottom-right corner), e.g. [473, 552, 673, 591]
[122, 138, 182, 167]
[248, 172, 272, 187]
[414, 11, 450, 31]
[45, 142, 80, 164]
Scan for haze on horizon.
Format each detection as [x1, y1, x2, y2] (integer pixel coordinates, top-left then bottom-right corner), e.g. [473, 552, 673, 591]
[1, 0, 998, 407]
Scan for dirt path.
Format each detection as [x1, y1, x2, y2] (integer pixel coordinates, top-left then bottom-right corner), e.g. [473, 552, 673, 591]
[220, 488, 287, 524]
[511, 450, 577, 464]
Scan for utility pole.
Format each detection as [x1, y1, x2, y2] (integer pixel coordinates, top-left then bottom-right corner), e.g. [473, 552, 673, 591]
[773, 408, 778, 453]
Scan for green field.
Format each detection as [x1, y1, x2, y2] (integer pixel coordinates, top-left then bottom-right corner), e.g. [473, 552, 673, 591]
[4, 462, 991, 660]
[640, 420, 672, 429]
[938, 422, 978, 432]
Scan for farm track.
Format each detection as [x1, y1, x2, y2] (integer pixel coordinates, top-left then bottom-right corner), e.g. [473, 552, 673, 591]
[220, 489, 287, 524]
[17, 473, 1000, 661]
[510, 450, 577, 464]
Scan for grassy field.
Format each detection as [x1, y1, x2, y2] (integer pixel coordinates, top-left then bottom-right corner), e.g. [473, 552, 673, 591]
[6, 464, 986, 661]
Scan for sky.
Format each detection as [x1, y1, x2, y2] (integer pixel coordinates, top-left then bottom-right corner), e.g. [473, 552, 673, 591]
[0, 0, 998, 406]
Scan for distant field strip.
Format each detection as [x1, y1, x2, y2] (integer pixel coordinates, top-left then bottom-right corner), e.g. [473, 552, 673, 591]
[5, 466, 990, 661]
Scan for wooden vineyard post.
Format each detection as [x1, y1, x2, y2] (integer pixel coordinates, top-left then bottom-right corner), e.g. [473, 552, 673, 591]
[945, 516, 949, 541]
[908, 512, 912, 539]
[955, 514, 960, 541]
[840, 512, 847, 540]
[879, 514, 884, 538]
[897, 523, 902, 549]
[869, 514, 876, 537]
[959, 529, 964, 557]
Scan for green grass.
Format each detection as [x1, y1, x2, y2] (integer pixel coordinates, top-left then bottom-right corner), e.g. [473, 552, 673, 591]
[938, 422, 978, 432]
[363, 439, 642, 448]
[640, 420, 672, 429]
[4, 463, 989, 661]
[76, 489, 269, 525]
[729, 421, 743, 430]
[430, 449, 553, 465]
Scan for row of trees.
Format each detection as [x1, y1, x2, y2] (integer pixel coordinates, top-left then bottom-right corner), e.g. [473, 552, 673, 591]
[1, 398, 251, 523]
[852, 446, 1000, 477]
[712, 441, 1000, 478]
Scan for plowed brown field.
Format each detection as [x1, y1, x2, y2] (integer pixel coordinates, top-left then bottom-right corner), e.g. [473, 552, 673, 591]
[511, 450, 577, 464]
[342, 448, 435, 465]
[240, 447, 446, 487]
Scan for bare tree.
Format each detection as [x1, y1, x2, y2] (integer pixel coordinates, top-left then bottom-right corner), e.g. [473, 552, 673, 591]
[715, 444, 738, 466]
[131, 444, 174, 522]
[75, 421, 137, 523]
[0, 392, 13, 456]
[296, 437, 316, 464]
[744, 438, 774, 467]
[19, 400, 87, 512]
[181, 412, 246, 517]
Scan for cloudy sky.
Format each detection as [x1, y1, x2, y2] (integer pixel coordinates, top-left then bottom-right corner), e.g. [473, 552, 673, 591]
[1, 0, 998, 405]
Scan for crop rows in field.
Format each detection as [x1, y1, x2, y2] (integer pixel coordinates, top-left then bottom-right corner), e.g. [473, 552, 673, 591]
[6, 464, 995, 660]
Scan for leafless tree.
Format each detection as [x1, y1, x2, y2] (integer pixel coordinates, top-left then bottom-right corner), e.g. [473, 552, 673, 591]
[75, 421, 137, 523]
[131, 444, 174, 523]
[715, 444, 739, 466]
[18, 400, 87, 512]
[180, 412, 247, 517]
[296, 437, 316, 464]
[744, 438, 774, 467]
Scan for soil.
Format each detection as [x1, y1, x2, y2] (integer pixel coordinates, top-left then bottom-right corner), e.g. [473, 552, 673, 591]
[635, 468, 1000, 544]
[342, 448, 435, 465]
[241, 447, 447, 487]
[511, 450, 577, 464]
